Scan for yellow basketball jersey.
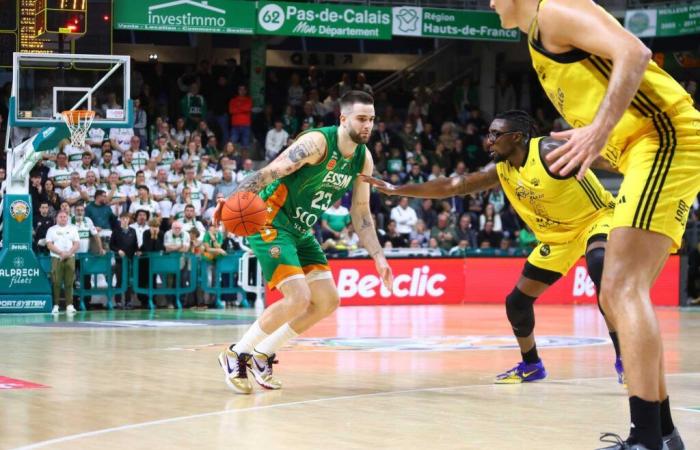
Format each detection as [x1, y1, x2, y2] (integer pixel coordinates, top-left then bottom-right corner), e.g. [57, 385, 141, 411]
[528, 0, 691, 167]
[496, 137, 615, 244]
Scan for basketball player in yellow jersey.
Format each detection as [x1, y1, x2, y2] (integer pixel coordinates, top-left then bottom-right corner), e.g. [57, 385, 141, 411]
[362, 110, 625, 384]
[489, 0, 696, 448]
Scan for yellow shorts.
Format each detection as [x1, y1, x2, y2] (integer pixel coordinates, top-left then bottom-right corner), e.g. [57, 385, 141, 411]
[527, 209, 613, 275]
[614, 101, 700, 250]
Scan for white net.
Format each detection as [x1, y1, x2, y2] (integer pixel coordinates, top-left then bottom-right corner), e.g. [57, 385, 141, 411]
[61, 110, 95, 147]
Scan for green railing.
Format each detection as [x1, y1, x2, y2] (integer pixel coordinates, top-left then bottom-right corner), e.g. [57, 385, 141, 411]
[131, 252, 199, 310]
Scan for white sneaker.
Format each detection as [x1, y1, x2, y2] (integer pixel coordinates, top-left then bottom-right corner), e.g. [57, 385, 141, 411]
[66, 304, 77, 314]
[51, 305, 59, 314]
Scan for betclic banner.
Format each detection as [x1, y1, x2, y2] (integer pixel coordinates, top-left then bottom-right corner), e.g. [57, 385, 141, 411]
[265, 256, 680, 306]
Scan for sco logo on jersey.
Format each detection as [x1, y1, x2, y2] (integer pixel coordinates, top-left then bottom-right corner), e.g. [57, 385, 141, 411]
[293, 207, 318, 227]
[322, 172, 352, 189]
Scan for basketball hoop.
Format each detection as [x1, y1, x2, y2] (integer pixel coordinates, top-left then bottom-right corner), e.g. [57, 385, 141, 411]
[60, 110, 95, 147]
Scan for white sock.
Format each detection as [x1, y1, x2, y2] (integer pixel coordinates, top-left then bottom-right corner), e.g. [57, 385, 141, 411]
[255, 323, 298, 356]
[232, 320, 269, 355]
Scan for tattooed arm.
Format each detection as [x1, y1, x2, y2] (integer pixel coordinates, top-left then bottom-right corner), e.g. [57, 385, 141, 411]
[351, 150, 393, 290]
[234, 132, 327, 194]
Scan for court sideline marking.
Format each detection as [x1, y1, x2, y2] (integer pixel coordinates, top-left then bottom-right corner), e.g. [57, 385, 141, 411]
[12, 372, 700, 449]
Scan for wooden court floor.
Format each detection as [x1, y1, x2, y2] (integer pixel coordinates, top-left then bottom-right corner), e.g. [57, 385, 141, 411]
[1, 305, 699, 450]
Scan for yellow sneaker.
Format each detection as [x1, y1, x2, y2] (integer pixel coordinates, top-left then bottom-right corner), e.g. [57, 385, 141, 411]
[217, 347, 253, 394]
[249, 350, 282, 390]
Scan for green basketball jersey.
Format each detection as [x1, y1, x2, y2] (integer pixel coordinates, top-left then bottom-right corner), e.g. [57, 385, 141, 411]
[259, 126, 366, 236]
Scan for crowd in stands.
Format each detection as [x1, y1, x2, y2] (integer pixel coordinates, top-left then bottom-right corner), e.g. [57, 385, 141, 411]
[0, 59, 698, 307]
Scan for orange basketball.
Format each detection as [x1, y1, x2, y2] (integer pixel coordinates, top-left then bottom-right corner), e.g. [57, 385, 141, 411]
[220, 192, 268, 236]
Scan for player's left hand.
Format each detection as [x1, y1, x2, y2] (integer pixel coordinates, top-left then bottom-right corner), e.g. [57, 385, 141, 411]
[375, 259, 393, 292]
[546, 125, 610, 180]
[212, 198, 225, 227]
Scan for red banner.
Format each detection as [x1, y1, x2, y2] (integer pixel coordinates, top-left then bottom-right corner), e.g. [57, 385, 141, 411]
[265, 256, 680, 306]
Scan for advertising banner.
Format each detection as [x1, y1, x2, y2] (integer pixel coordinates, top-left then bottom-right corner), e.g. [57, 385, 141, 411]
[257, 2, 392, 40]
[625, 4, 700, 38]
[115, 0, 256, 34]
[392, 6, 519, 42]
[265, 256, 680, 307]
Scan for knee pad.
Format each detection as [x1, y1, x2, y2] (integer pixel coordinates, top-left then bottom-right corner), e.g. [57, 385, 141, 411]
[505, 288, 537, 338]
[585, 247, 606, 316]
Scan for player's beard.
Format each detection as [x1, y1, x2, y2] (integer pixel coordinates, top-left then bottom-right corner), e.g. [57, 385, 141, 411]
[491, 151, 507, 163]
[347, 126, 369, 144]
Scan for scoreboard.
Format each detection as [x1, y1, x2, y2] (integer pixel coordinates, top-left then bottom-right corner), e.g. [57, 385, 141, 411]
[0, 0, 112, 67]
[35, 0, 87, 37]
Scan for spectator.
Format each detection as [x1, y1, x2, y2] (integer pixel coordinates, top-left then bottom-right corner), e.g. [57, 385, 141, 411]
[287, 73, 305, 109]
[431, 213, 457, 251]
[72, 203, 104, 307]
[282, 105, 300, 137]
[171, 117, 191, 151]
[181, 204, 206, 236]
[150, 169, 176, 227]
[371, 120, 398, 150]
[428, 237, 447, 256]
[109, 127, 134, 162]
[86, 190, 117, 233]
[397, 122, 420, 153]
[129, 136, 150, 171]
[379, 219, 409, 248]
[320, 200, 351, 241]
[417, 199, 437, 230]
[500, 204, 521, 239]
[168, 159, 185, 190]
[132, 98, 148, 148]
[182, 141, 202, 167]
[214, 169, 237, 199]
[46, 211, 80, 314]
[181, 82, 207, 130]
[48, 152, 72, 194]
[130, 209, 151, 249]
[110, 212, 138, 308]
[449, 240, 470, 256]
[229, 85, 253, 147]
[41, 179, 61, 215]
[163, 220, 190, 308]
[518, 224, 537, 251]
[203, 192, 224, 224]
[265, 119, 289, 161]
[390, 197, 418, 241]
[98, 148, 116, 179]
[178, 166, 206, 215]
[354, 72, 373, 95]
[409, 219, 431, 248]
[76, 152, 97, 184]
[236, 158, 255, 184]
[480, 203, 503, 232]
[33, 202, 53, 254]
[62, 172, 89, 209]
[455, 213, 479, 249]
[478, 220, 503, 248]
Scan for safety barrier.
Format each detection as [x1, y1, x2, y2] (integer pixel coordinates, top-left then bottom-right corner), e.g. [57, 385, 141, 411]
[131, 252, 198, 309]
[198, 251, 249, 309]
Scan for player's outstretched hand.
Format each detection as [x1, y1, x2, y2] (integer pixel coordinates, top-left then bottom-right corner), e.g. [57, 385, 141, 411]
[358, 174, 398, 195]
[212, 198, 226, 227]
[375, 259, 394, 292]
[546, 125, 609, 180]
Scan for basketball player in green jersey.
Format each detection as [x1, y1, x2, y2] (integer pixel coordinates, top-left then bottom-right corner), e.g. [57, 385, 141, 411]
[214, 91, 393, 394]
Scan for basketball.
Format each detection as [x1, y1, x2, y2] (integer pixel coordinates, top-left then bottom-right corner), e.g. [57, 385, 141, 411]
[220, 192, 268, 236]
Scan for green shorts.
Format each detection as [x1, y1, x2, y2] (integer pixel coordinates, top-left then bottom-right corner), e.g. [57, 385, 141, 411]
[248, 227, 331, 290]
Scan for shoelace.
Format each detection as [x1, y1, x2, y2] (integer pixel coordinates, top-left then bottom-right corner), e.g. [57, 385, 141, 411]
[266, 354, 279, 375]
[236, 354, 249, 378]
[599, 432, 626, 448]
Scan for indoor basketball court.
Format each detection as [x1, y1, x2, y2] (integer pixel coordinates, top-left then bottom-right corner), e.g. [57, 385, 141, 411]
[1, 304, 699, 449]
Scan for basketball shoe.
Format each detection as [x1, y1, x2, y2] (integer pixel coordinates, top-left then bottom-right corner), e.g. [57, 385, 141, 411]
[597, 433, 669, 450]
[217, 346, 253, 394]
[66, 305, 77, 314]
[663, 428, 685, 450]
[494, 361, 547, 384]
[615, 357, 626, 386]
[249, 350, 282, 390]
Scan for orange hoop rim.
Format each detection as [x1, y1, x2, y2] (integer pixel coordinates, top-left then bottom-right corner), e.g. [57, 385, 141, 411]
[61, 109, 96, 123]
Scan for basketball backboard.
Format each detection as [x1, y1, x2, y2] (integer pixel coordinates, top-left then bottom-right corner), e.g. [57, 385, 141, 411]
[9, 52, 133, 129]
